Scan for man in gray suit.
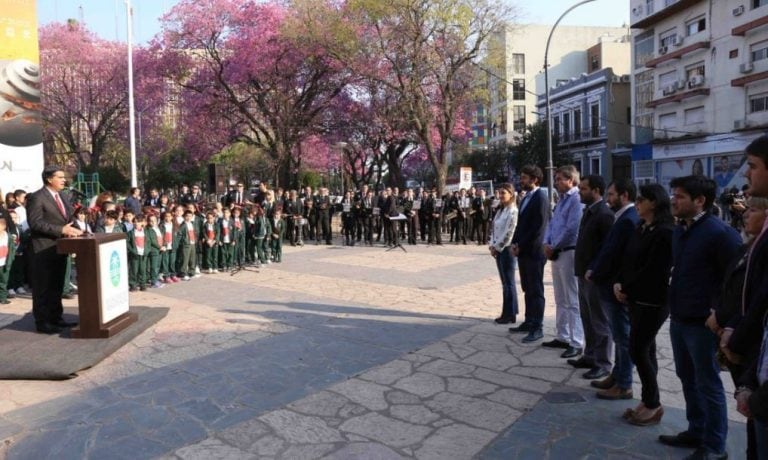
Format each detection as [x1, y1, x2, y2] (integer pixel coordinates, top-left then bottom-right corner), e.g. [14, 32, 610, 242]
[26, 165, 83, 334]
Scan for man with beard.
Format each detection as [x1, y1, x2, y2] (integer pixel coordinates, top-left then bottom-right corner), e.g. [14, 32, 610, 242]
[573, 175, 615, 380]
[587, 179, 640, 400]
[509, 165, 550, 342]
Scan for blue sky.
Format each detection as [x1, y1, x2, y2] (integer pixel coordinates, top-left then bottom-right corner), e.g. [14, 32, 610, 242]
[36, 0, 629, 44]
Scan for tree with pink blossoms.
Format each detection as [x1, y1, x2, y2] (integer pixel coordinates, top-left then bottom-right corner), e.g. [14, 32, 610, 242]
[39, 20, 130, 172]
[156, 0, 349, 188]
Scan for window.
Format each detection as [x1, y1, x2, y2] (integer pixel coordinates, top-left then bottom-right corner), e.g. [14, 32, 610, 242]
[590, 157, 601, 175]
[659, 112, 677, 130]
[751, 41, 768, 63]
[590, 103, 600, 137]
[750, 93, 768, 113]
[684, 106, 705, 125]
[686, 16, 706, 36]
[512, 54, 525, 74]
[646, 0, 655, 15]
[556, 79, 570, 87]
[573, 159, 583, 176]
[512, 105, 526, 132]
[659, 70, 677, 90]
[554, 116, 561, 140]
[512, 79, 525, 100]
[659, 28, 677, 48]
[730, 49, 739, 59]
[754, 0, 768, 8]
[685, 62, 705, 80]
[475, 105, 485, 124]
[563, 112, 570, 142]
[573, 109, 582, 140]
[634, 29, 655, 68]
[590, 55, 600, 72]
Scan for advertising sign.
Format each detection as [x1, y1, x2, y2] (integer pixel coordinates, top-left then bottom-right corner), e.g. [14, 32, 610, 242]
[98, 239, 130, 324]
[459, 167, 473, 190]
[0, 0, 44, 193]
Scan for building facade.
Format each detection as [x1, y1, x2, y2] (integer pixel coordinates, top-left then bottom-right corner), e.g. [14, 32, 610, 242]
[630, 0, 768, 193]
[470, 24, 629, 151]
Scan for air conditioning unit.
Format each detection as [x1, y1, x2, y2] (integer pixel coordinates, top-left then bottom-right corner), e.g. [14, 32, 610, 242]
[688, 75, 706, 88]
[675, 79, 688, 91]
[672, 36, 684, 47]
[740, 62, 754, 74]
[658, 46, 669, 55]
[620, 75, 631, 83]
[733, 5, 745, 16]
[662, 85, 677, 96]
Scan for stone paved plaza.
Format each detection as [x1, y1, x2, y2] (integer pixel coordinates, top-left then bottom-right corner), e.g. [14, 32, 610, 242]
[0, 242, 747, 459]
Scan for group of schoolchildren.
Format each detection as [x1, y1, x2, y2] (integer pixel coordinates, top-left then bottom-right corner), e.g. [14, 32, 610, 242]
[111, 203, 287, 291]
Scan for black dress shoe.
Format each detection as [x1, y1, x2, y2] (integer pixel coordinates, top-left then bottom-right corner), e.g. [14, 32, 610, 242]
[683, 447, 728, 460]
[560, 346, 582, 358]
[494, 317, 515, 325]
[583, 367, 610, 380]
[567, 357, 592, 369]
[36, 322, 63, 334]
[542, 339, 570, 349]
[522, 329, 543, 343]
[56, 320, 78, 328]
[658, 431, 702, 449]
[508, 323, 532, 333]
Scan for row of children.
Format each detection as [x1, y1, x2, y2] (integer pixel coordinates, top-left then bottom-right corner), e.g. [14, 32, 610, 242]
[110, 205, 288, 291]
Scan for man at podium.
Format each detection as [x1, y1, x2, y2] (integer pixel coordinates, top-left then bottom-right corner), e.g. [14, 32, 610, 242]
[26, 166, 83, 334]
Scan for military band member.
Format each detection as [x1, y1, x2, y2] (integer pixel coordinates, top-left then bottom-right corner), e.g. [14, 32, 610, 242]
[341, 191, 357, 246]
[405, 188, 418, 245]
[355, 184, 370, 242]
[360, 189, 375, 246]
[284, 190, 303, 246]
[472, 188, 491, 245]
[315, 187, 332, 245]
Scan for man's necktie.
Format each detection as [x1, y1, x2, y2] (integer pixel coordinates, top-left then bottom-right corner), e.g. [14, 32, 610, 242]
[54, 193, 67, 217]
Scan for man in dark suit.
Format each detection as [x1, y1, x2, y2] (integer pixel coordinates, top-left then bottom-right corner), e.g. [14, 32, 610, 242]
[509, 165, 550, 342]
[587, 179, 640, 399]
[225, 183, 248, 208]
[573, 175, 615, 381]
[144, 188, 161, 208]
[26, 166, 83, 334]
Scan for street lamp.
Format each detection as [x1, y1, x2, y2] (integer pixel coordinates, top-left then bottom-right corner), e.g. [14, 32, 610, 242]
[544, 0, 597, 208]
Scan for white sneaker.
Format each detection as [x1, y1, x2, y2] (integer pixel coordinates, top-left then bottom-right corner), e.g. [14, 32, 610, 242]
[213, 269, 219, 273]
[182, 275, 190, 281]
[207, 268, 213, 274]
[195, 267, 201, 275]
[194, 273, 201, 278]
[16, 287, 27, 295]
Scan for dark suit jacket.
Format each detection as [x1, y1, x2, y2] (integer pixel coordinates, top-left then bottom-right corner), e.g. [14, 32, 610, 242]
[591, 206, 640, 285]
[511, 188, 550, 258]
[574, 200, 614, 277]
[618, 222, 674, 307]
[26, 187, 73, 254]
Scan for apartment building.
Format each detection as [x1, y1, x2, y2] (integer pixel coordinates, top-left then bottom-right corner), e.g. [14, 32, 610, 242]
[470, 24, 628, 150]
[630, 0, 768, 192]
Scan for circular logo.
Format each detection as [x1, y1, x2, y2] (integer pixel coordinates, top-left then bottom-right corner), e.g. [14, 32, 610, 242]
[109, 250, 121, 287]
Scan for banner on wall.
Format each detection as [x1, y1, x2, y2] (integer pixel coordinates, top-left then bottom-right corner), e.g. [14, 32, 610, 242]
[0, 0, 44, 194]
[713, 154, 748, 195]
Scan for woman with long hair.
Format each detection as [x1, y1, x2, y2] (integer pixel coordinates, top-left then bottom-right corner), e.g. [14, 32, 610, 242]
[614, 184, 675, 426]
[489, 183, 519, 324]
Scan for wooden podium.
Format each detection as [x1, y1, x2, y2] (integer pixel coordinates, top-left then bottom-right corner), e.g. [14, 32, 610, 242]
[57, 233, 137, 338]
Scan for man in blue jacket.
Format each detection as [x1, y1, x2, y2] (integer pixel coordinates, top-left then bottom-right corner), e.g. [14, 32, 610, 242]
[659, 175, 741, 459]
[588, 179, 640, 400]
[509, 165, 550, 342]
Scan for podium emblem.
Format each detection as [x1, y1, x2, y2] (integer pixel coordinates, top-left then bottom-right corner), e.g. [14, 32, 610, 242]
[109, 251, 121, 287]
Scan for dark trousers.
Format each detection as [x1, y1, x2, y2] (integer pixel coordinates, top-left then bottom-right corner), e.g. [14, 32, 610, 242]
[319, 213, 331, 243]
[495, 247, 518, 320]
[472, 218, 487, 244]
[427, 217, 442, 244]
[30, 247, 66, 325]
[407, 215, 418, 244]
[578, 277, 612, 371]
[670, 319, 728, 454]
[518, 254, 545, 330]
[629, 303, 668, 408]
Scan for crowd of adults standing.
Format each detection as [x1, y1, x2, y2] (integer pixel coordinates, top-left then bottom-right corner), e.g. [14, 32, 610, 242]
[488, 135, 768, 460]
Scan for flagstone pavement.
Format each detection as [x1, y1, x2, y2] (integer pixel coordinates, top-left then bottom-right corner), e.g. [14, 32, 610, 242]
[0, 242, 747, 459]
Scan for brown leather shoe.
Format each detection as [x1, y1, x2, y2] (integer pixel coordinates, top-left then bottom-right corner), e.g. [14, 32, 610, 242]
[591, 375, 615, 390]
[628, 406, 664, 426]
[596, 385, 633, 400]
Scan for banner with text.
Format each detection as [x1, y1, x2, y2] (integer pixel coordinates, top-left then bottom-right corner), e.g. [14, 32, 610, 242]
[0, 0, 44, 194]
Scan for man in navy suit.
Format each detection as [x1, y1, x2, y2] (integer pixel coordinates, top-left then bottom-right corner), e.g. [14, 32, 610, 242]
[509, 165, 550, 342]
[26, 166, 84, 334]
[586, 178, 640, 399]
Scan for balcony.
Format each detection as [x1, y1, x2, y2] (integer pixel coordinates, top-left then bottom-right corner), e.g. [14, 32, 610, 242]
[732, 70, 768, 87]
[631, 0, 705, 29]
[645, 40, 710, 68]
[557, 127, 607, 145]
[732, 14, 768, 36]
[646, 87, 710, 108]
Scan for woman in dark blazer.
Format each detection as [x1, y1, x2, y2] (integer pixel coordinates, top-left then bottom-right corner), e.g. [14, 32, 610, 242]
[613, 184, 675, 426]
